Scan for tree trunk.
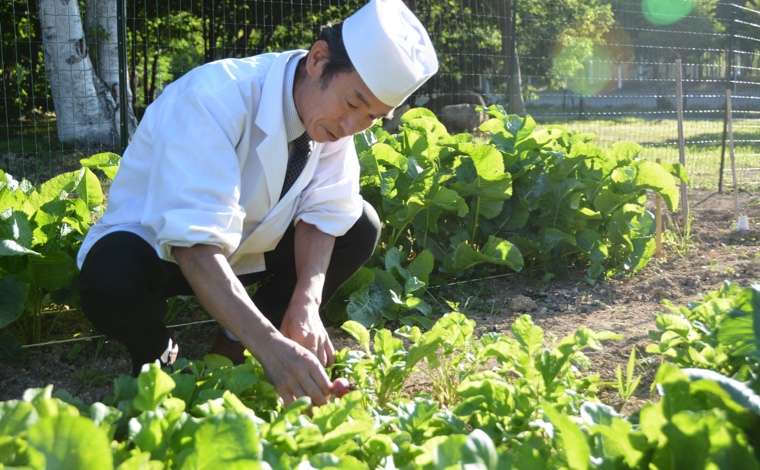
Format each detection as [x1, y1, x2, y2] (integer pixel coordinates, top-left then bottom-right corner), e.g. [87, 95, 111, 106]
[38, 0, 116, 147]
[85, 0, 138, 139]
[499, 0, 526, 116]
[149, 52, 159, 103]
[510, 51, 527, 116]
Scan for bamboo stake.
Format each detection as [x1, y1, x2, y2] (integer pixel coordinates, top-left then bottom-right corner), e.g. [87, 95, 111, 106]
[675, 59, 689, 228]
[726, 89, 740, 224]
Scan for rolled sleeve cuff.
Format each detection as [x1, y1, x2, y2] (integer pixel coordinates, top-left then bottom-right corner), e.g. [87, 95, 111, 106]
[149, 208, 244, 261]
[295, 193, 363, 237]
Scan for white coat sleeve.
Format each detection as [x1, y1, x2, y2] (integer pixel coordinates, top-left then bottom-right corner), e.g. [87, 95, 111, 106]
[141, 90, 247, 261]
[294, 138, 363, 237]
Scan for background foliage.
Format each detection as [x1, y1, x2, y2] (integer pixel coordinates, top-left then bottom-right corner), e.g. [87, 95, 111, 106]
[1, 0, 759, 187]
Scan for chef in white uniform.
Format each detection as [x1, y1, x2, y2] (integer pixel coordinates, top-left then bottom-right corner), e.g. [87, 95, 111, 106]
[77, 0, 437, 406]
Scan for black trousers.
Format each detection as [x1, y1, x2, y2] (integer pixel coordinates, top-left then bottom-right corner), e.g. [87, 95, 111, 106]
[79, 201, 380, 375]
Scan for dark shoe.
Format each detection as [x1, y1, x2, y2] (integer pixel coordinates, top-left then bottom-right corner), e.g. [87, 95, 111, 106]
[210, 330, 247, 365]
[131, 336, 179, 376]
[160, 337, 179, 366]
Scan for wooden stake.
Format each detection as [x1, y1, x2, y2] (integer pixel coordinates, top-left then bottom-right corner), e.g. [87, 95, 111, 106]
[655, 158, 663, 258]
[726, 89, 740, 222]
[675, 59, 689, 227]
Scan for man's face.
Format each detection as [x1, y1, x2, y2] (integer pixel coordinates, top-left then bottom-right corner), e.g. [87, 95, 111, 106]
[296, 42, 394, 143]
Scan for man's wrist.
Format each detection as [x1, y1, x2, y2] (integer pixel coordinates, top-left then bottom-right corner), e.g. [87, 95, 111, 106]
[289, 287, 322, 311]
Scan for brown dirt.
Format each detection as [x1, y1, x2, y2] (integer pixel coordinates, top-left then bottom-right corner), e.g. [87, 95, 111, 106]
[1, 189, 758, 414]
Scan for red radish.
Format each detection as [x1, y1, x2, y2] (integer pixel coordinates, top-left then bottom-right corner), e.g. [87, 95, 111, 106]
[330, 378, 351, 398]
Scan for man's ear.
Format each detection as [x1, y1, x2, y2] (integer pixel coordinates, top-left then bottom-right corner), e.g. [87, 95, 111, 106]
[306, 40, 330, 78]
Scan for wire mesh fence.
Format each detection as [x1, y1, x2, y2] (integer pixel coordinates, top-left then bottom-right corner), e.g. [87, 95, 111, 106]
[520, 1, 760, 190]
[1, 0, 758, 188]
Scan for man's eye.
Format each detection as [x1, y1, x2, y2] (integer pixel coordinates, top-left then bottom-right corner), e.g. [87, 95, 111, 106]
[347, 101, 357, 109]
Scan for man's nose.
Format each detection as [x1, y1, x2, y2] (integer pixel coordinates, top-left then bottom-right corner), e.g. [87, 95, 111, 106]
[342, 114, 372, 136]
[340, 115, 359, 136]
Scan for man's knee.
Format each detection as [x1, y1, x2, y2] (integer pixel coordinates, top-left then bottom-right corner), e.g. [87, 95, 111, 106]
[79, 232, 160, 298]
[78, 232, 168, 338]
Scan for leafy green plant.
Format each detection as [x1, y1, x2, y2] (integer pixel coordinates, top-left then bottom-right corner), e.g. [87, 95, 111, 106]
[358, 107, 524, 275]
[478, 106, 688, 281]
[662, 212, 695, 258]
[402, 309, 479, 406]
[2, 311, 760, 468]
[0, 153, 119, 360]
[647, 282, 760, 390]
[341, 107, 688, 327]
[323, 246, 436, 328]
[338, 308, 620, 433]
[577, 362, 760, 469]
[601, 347, 643, 405]
[337, 317, 445, 407]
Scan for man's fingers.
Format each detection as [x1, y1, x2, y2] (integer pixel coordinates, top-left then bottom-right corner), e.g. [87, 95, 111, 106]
[309, 369, 332, 407]
[276, 385, 296, 406]
[277, 381, 308, 407]
[325, 340, 335, 366]
[321, 336, 335, 367]
[300, 332, 330, 366]
[279, 349, 332, 407]
[290, 362, 329, 406]
[302, 338, 322, 364]
[262, 331, 336, 407]
[316, 345, 327, 366]
[309, 386, 328, 407]
[314, 334, 335, 366]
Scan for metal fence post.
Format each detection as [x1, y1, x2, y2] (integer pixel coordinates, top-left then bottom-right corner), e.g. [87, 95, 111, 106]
[508, 0, 517, 115]
[675, 59, 689, 227]
[719, 8, 736, 193]
[117, 0, 129, 152]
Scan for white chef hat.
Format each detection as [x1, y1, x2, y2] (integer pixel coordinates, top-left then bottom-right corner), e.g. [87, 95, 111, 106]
[342, 0, 438, 107]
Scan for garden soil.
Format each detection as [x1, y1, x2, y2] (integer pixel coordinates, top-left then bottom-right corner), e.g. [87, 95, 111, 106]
[1, 189, 758, 415]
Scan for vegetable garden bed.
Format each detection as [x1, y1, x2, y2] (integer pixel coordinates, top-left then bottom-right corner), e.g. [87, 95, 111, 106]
[1, 109, 759, 468]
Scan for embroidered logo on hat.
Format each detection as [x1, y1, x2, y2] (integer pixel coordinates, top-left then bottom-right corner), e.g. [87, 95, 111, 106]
[343, 0, 438, 108]
[393, 8, 427, 62]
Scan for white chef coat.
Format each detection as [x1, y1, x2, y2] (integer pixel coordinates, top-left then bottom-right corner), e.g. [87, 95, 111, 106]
[77, 50, 364, 275]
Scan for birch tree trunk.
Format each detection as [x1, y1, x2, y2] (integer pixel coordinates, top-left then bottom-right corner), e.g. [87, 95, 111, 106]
[38, 0, 116, 146]
[85, 0, 137, 138]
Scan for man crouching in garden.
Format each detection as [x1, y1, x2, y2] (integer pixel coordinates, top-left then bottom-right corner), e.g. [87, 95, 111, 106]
[76, 0, 437, 406]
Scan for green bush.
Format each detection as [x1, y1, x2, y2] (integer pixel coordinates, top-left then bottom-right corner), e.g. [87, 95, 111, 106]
[330, 107, 688, 327]
[0, 153, 119, 362]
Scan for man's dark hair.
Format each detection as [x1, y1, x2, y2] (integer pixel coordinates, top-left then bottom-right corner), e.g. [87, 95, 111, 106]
[313, 22, 355, 83]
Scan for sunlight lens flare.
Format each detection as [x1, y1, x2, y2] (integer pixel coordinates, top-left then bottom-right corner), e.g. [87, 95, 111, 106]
[554, 42, 614, 96]
[642, 0, 695, 25]
[553, 25, 633, 97]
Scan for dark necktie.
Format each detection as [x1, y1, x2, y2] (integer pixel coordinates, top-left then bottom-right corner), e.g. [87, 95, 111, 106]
[280, 132, 311, 199]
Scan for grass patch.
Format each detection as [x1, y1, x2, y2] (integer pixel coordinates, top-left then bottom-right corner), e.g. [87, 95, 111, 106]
[532, 117, 760, 189]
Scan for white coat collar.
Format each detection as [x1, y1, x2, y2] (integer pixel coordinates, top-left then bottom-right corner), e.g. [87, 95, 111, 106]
[282, 53, 307, 142]
[255, 50, 307, 136]
[254, 50, 309, 206]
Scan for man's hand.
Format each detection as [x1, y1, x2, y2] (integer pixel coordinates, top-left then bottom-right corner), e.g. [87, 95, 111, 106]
[280, 304, 335, 366]
[253, 332, 333, 406]
[173, 244, 333, 406]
